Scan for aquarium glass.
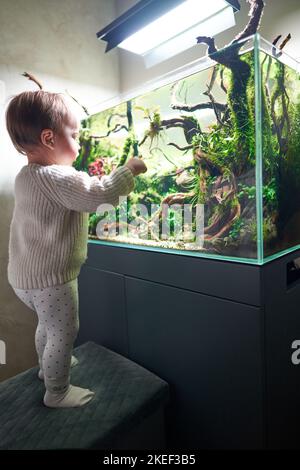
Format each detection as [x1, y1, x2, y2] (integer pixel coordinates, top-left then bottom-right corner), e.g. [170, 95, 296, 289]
[259, 37, 300, 263]
[75, 34, 300, 264]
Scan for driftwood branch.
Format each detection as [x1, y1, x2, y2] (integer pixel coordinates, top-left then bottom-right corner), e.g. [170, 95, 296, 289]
[233, 0, 265, 44]
[197, 0, 265, 67]
[22, 72, 43, 90]
[170, 82, 226, 113]
[91, 124, 129, 139]
[21, 73, 90, 119]
[139, 113, 202, 148]
[220, 67, 227, 94]
[65, 89, 89, 116]
[168, 143, 193, 152]
[264, 35, 290, 106]
[280, 33, 292, 50]
[139, 134, 149, 147]
[108, 113, 127, 127]
[207, 66, 218, 94]
[272, 33, 292, 58]
[150, 147, 177, 167]
[196, 36, 217, 55]
[203, 88, 225, 127]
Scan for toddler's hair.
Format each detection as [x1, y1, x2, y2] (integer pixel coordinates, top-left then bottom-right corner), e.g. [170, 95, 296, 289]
[5, 90, 73, 155]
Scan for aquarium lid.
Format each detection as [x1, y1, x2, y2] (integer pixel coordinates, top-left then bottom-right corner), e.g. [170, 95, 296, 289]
[97, 0, 241, 55]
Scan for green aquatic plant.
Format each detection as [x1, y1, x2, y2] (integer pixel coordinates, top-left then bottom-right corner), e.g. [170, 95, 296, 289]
[285, 103, 300, 183]
[138, 108, 162, 147]
[263, 179, 278, 210]
[117, 136, 133, 167]
[277, 101, 300, 234]
[74, 119, 117, 173]
[262, 216, 277, 242]
[153, 172, 182, 197]
[228, 218, 245, 241]
[226, 54, 256, 173]
[89, 213, 103, 236]
[238, 184, 256, 201]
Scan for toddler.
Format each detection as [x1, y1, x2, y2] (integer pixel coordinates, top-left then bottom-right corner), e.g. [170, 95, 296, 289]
[5, 90, 147, 408]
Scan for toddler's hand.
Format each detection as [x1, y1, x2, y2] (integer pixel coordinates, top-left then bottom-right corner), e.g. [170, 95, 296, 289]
[125, 156, 147, 176]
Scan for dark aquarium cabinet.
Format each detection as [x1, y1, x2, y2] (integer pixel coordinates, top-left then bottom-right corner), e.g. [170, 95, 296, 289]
[75, 35, 300, 449]
[76, 242, 300, 450]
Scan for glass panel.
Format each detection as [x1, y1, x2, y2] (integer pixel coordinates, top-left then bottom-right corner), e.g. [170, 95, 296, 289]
[254, 33, 263, 264]
[260, 37, 300, 262]
[76, 35, 261, 263]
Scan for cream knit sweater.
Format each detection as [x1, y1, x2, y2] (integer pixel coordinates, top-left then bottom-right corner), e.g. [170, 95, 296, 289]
[8, 163, 135, 290]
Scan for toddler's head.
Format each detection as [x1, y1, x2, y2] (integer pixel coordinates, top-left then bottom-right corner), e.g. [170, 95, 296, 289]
[5, 90, 80, 166]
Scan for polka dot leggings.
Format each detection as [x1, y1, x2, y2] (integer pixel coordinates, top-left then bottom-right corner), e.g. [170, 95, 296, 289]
[13, 278, 79, 394]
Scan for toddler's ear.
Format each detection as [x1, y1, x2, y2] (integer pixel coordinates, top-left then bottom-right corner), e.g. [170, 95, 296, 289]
[41, 129, 55, 150]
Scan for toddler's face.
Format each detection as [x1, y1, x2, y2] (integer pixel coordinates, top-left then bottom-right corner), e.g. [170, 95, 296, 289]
[54, 115, 80, 166]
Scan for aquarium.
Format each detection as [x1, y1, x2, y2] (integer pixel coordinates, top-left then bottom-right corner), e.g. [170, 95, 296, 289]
[75, 34, 300, 264]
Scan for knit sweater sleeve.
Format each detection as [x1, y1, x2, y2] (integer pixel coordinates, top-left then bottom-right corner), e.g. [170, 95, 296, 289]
[43, 164, 135, 212]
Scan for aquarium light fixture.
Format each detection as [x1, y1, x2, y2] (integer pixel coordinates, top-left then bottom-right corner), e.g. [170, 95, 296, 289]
[143, 3, 236, 67]
[97, 0, 240, 65]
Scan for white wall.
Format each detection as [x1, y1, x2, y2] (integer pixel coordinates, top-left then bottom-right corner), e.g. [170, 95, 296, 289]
[116, 0, 300, 94]
[0, 0, 120, 191]
[0, 0, 119, 380]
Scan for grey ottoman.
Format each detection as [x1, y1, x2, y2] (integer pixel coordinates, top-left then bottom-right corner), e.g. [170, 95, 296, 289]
[0, 341, 169, 449]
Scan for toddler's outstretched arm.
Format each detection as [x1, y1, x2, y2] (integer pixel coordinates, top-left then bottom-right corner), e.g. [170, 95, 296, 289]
[40, 164, 135, 212]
